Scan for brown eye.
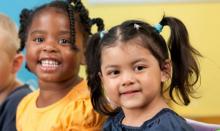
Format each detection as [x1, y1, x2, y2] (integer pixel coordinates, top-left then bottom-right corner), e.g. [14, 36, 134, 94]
[134, 65, 146, 72]
[33, 37, 44, 43]
[107, 70, 120, 78]
[58, 39, 70, 45]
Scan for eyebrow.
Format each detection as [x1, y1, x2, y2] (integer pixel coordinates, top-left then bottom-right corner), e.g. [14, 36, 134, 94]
[59, 31, 70, 35]
[131, 58, 148, 65]
[30, 30, 46, 36]
[103, 58, 148, 69]
[30, 30, 70, 36]
[104, 65, 119, 70]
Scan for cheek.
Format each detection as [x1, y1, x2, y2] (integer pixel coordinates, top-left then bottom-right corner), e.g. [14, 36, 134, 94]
[61, 51, 81, 77]
[102, 77, 119, 99]
[142, 73, 162, 93]
[25, 45, 40, 73]
[103, 82, 121, 107]
[0, 68, 6, 84]
[26, 44, 38, 60]
[25, 50, 36, 67]
[63, 51, 79, 67]
[0, 63, 12, 86]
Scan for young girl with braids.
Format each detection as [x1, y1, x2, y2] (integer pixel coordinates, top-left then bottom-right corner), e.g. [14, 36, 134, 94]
[85, 16, 201, 130]
[16, 0, 105, 130]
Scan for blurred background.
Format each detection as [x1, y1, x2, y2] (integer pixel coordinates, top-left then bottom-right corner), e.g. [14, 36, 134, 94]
[1, 0, 220, 124]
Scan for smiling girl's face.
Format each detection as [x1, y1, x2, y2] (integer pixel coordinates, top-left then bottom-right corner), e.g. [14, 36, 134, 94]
[26, 7, 84, 83]
[99, 37, 169, 111]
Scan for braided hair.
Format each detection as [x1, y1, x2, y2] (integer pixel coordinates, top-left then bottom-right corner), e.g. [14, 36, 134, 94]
[18, 0, 104, 52]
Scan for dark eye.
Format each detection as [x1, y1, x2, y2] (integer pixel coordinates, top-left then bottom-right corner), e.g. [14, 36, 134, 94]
[33, 37, 44, 43]
[134, 65, 146, 72]
[58, 39, 71, 45]
[107, 70, 120, 77]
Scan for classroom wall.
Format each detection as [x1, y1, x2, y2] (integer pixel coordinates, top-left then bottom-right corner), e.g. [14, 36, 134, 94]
[82, 0, 220, 118]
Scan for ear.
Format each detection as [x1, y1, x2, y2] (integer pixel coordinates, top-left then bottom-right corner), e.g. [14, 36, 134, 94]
[12, 53, 24, 73]
[161, 59, 172, 82]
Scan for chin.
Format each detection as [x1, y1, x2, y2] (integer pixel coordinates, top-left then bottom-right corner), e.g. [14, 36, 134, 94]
[38, 75, 63, 82]
[122, 102, 144, 109]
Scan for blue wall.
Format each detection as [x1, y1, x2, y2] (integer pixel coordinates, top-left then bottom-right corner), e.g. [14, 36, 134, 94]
[1, 0, 50, 88]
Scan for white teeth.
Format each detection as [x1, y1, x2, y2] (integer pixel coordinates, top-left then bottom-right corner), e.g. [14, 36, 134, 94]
[41, 60, 59, 68]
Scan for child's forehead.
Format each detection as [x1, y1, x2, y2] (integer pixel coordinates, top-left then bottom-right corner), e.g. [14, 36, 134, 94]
[30, 9, 69, 27]
[33, 7, 81, 24]
[103, 37, 148, 50]
[102, 42, 149, 59]
[34, 7, 68, 18]
[30, 7, 70, 28]
[29, 8, 83, 36]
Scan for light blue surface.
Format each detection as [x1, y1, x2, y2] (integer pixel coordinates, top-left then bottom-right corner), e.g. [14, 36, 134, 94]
[0, 0, 50, 89]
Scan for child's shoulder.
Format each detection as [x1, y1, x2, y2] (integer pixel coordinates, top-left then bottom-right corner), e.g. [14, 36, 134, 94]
[18, 80, 89, 108]
[17, 81, 106, 130]
[0, 84, 31, 119]
[61, 80, 97, 115]
[16, 88, 38, 114]
[103, 110, 124, 130]
[149, 108, 194, 130]
[103, 108, 194, 131]
[55, 80, 106, 129]
[2, 84, 32, 112]
[6, 84, 32, 103]
[17, 80, 90, 113]
[68, 79, 90, 101]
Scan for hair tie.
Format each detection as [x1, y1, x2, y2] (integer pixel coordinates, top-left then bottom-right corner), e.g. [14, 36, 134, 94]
[154, 23, 163, 33]
[134, 23, 141, 30]
[99, 31, 106, 39]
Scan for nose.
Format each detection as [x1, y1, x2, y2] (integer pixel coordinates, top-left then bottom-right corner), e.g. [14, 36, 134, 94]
[121, 71, 135, 87]
[42, 39, 58, 53]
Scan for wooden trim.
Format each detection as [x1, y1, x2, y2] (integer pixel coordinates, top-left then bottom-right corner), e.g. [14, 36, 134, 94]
[189, 116, 220, 124]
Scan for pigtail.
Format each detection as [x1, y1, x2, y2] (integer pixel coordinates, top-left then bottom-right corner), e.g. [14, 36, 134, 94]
[68, 0, 105, 34]
[85, 33, 116, 116]
[160, 16, 201, 105]
[90, 18, 105, 32]
[67, 3, 79, 50]
[71, 0, 92, 34]
[18, 9, 33, 52]
[86, 33, 105, 114]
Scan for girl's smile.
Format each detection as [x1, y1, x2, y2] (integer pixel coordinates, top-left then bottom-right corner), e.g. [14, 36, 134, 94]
[38, 58, 61, 73]
[26, 8, 83, 83]
[100, 38, 167, 111]
[120, 89, 142, 96]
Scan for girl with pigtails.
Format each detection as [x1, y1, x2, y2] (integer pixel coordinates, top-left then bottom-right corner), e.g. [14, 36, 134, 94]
[16, 0, 106, 130]
[85, 16, 201, 130]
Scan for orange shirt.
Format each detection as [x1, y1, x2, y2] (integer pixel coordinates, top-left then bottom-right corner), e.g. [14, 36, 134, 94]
[16, 80, 106, 131]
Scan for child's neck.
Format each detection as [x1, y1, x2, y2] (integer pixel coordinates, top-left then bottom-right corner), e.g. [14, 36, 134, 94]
[36, 76, 82, 108]
[0, 79, 21, 104]
[122, 96, 169, 127]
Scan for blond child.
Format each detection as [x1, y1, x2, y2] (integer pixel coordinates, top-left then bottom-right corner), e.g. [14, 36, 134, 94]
[0, 13, 31, 131]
